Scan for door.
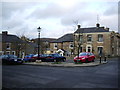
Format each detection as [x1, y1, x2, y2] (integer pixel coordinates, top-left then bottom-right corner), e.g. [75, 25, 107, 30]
[98, 47, 103, 56]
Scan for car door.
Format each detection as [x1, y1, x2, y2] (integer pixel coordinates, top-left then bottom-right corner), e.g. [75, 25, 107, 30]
[90, 53, 94, 61]
[88, 53, 92, 61]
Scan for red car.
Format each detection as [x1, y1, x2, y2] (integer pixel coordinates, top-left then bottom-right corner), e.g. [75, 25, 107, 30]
[74, 52, 95, 63]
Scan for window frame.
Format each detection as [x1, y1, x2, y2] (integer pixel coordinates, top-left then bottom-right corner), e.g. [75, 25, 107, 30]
[98, 34, 103, 42]
[54, 43, 58, 49]
[87, 34, 92, 42]
[6, 43, 11, 50]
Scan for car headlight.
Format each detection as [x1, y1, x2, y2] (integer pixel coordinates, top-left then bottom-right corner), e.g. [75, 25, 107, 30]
[82, 57, 85, 59]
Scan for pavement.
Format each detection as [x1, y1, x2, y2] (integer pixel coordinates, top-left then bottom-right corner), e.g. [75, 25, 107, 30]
[23, 60, 108, 67]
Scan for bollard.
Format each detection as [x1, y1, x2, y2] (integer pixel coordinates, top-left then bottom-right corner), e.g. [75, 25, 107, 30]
[100, 56, 102, 63]
[104, 56, 107, 62]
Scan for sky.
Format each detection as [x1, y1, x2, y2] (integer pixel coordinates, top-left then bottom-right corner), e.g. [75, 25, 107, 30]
[0, 0, 119, 39]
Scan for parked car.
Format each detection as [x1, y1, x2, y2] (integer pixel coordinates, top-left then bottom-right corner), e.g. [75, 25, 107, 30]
[1, 55, 23, 64]
[32, 54, 66, 62]
[45, 54, 66, 62]
[32, 54, 48, 62]
[74, 52, 95, 63]
[23, 54, 34, 62]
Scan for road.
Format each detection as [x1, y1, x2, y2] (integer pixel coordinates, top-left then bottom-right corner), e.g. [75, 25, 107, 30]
[2, 58, 119, 89]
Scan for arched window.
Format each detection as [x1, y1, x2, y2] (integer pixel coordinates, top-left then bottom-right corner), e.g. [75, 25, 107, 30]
[86, 45, 92, 52]
[88, 47, 91, 52]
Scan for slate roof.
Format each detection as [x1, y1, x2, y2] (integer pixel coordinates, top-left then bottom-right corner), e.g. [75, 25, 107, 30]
[51, 33, 73, 43]
[31, 38, 57, 43]
[74, 27, 109, 33]
[40, 38, 57, 42]
[0, 34, 24, 43]
[27, 42, 37, 47]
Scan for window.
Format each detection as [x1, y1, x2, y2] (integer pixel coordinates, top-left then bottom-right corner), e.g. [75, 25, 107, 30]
[12, 51, 15, 55]
[54, 43, 57, 49]
[69, 43, 73, 49]
[88, 47, 91, 52]
[98, 47, 103, 56]
[0, 51, 4, 55]
[86, 45, 92, 52]
[98, 34, 103, 42]
[6, 43, 11, 50]
[79, 35, 83, 42]
[87, 35, 92, 42]
[6, 51, 10, 55]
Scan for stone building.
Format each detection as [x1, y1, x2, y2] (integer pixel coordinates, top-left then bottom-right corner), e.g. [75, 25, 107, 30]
[0, 31, 25, 57]
[0, 31, 37, 58]
[31, 38, 56, 54]
[50, 34, 74, 56]
[74, 24, 120, 57]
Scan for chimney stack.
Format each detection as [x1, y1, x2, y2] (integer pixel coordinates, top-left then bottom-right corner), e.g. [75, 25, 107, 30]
[2, 31, 8, 35]
[105, 27, 109, 31]
[77, 25, 81, 29]
[96, 23, 100, 28]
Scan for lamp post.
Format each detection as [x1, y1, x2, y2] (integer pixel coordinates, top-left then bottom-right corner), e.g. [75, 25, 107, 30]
[77, 25, 81, 58]
[37, 26, 41, 60]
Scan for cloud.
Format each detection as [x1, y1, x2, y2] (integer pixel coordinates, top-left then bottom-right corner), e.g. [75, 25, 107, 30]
[29, 3, 65, 19]
[103, 2, 118, 16]
[1, 0, 119, 39]
[100, 14, 118, 32]
[2, 2, 39, 19]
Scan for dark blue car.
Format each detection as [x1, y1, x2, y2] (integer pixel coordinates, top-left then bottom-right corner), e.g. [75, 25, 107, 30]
[1, 55, 23, 64]
[23, 54, 34, 62]
[45, 54, 66, 62]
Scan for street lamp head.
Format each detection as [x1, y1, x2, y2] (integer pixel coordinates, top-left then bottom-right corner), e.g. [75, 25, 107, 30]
[37, 27, 41, 32]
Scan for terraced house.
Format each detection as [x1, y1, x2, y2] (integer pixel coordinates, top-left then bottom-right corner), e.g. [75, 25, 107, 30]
[74, 24, 120, 57]
[50, 23, 120, 57]
[0, 31, 37, 58]
[50, 34, 74, 56]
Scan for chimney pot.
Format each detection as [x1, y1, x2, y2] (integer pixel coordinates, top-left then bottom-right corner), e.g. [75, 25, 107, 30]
[77, 25, 81, 29]
[2, 31, 8, 35]
[96, 23, 100, 27]
[105, 28, 109, 31]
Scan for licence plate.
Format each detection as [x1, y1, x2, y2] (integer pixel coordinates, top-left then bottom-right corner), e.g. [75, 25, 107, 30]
[14, 59, 17, 61]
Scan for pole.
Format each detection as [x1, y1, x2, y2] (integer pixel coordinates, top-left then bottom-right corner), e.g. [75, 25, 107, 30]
[37, 27, 41, 60]
[100, 56, 101, 63]
[78, 38, 80, 58]
[38, 31, 40, 60]
[104, 56, 107, 62]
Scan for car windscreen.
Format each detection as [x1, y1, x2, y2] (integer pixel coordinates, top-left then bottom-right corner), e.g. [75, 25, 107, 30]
[79, 53, 88, 56]
[41, 54, 49, 57]
[50, 54, 61, 57]
[8, 55, 17, 58]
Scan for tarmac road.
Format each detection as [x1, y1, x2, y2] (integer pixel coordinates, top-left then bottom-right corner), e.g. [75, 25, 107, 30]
[2, 58, 119, 89]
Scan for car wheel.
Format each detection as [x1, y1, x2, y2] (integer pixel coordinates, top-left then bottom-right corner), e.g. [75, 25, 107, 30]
[92, 59, 95, 62]
[54, 59, 56, 62]
[63, 59, 66, 62]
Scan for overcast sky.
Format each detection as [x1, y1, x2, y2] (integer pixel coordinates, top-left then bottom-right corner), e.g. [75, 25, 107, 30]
[0, 0, 119, 39]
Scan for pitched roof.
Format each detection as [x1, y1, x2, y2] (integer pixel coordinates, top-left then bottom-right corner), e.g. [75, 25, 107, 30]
[31, 38, 57, 43]
[40, 38, 57, 42]
[0, 34, 24, 43]
[74, 27, 109, 33]
[27, 42, 37, 47]
[51, 33, 73, 43]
